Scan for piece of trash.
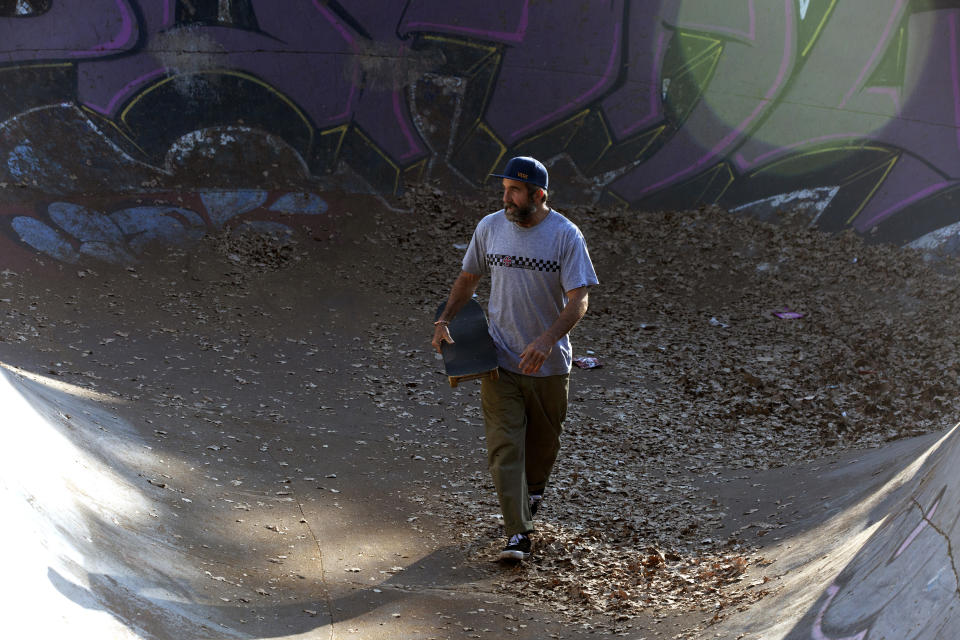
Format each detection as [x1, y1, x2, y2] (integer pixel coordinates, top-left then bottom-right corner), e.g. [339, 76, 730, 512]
[772, 307, 805, 320]
[639, 323, 657, 331]
[453, 243, 468, 250]
[709, 317, 730, 328]
[574, 357, 602, 369]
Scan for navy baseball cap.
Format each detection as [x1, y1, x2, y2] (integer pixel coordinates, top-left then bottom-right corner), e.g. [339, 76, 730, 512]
[490, 156, 548, 190]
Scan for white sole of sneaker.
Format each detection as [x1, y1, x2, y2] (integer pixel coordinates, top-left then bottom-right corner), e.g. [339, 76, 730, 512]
[498, 550, 530, 562]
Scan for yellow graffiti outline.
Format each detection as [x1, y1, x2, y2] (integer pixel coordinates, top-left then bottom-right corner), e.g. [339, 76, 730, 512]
[436, 38, 503, 139]
[476, 121, 508, 184]
[0, 62, 72, 71]
[419, 34, 500, 76]
[119, 70, 315, 152]
[747, 144, 893, 179]
[585, 110, 615, 168]
[604, 159, 732, 208]
[78, 104, 151, 157]
[631, 124, 667, 161]
[700, 162, 736, 203]
[673, 32, 724, 73]
[319, 124, 349, 162]
[891, 24, 907, 85]
[666, 32, 724, 118]
[515, 108, 595, 152]
[603, 190, 630, 208]
[744, 143, 898, 225]
[845, 153, 898, 224]
[799, 0, 838, 59]
[403, 157, 428, 183]
[349, 126, 402, 194]
[590, 110, 613, 152]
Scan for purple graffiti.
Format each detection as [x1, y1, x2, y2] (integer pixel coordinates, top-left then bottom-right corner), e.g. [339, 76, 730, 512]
[1, 0, 960, 243]
[0, 0, 137, 63]
[838, 0, 908, 109]
[73, 1, 425, 163]
[78, 2, 356, 123]
[791, 484, 953, 640]
[400, 0, 626, 147]
[401, 0, 530, 44]
[812, 585, 869, 640]
[677, 0, 757, 42]
[610, 0, 797, 201]
[728, 1, 960, 232]
[894, 496, 941, 560]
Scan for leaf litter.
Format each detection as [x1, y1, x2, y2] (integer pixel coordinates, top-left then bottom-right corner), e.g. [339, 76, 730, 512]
[3, 185, 960, 636]
[390, 186, 960, 634]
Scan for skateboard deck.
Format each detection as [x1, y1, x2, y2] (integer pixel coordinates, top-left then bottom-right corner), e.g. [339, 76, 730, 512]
[435, 298, 500, 387]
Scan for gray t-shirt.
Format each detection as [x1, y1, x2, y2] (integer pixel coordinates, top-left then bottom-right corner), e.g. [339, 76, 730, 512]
[462, 209, 599, 376]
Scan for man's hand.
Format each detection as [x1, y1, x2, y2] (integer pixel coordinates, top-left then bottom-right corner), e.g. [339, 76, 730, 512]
[518, 336, 554, 374]
[432, 272, 481, 354]
[516, 287, 589, 374]
[432, 323, 454, 353]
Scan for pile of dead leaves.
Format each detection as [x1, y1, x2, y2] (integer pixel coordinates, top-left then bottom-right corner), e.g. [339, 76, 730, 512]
[210, 224, 304, 271]
[386, 185, 960, 626]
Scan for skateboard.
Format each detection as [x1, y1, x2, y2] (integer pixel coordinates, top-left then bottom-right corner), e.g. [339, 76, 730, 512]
[435, 298, 500, 387]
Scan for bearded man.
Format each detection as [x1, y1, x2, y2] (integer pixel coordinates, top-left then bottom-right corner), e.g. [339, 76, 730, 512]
[432, 156, 599, 561]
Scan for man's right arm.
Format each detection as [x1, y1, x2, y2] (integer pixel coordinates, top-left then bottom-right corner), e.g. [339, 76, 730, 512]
[432, 271, 481, 353]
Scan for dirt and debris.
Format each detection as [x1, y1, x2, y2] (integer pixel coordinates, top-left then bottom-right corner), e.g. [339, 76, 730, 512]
[391, 186, 960, 632]
[2, 185, 959, 637]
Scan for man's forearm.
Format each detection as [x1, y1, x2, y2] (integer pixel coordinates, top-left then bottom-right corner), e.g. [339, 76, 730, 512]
[542, 289, 589, 343]
[438, 271, 481, 322]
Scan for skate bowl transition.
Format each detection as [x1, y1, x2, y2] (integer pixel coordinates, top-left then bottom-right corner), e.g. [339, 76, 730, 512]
[3, 2, 960, 638]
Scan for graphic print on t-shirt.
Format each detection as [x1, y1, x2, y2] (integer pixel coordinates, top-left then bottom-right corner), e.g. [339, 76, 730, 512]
[485, 253, 560, 273]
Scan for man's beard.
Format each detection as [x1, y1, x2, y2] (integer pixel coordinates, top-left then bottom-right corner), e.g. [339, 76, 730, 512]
[505, 201, 536, 224]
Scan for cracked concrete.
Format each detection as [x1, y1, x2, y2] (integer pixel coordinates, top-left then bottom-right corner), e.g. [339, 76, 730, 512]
[710, 424, 960, 639]
[913, 496, 960, 604]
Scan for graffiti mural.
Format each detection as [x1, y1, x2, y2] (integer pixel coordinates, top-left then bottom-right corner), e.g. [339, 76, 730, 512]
[2, 0, 960, 261]
[782, 476, 960, 639]
[1, 190, 329, 265]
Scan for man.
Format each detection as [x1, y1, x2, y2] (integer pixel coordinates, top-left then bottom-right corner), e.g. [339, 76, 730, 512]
[431, 156, 599, 561]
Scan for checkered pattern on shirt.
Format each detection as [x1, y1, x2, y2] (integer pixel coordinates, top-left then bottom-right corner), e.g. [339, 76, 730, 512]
[486, 253, 560, 272]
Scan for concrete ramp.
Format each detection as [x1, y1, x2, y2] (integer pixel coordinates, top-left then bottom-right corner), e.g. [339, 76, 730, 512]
[786, 424, 960, 640]
[713, 424, 960, 639]
[0, 247, 608, 640]
[5, 2, 960, 638]
[0, 363, 218, 638]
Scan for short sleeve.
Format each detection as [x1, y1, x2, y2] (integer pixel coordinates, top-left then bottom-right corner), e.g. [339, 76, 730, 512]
[560, 228, 599, 293]
[461, 225, 487, 275]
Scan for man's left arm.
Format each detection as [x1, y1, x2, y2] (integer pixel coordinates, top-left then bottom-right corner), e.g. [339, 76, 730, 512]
[518, 287, 590, 375]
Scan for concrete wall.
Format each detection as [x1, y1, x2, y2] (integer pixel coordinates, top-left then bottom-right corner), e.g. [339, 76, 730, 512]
[2, 0, 960, 259]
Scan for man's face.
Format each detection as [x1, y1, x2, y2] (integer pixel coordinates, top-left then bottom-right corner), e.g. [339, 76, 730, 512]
[502, 179, 538, 223]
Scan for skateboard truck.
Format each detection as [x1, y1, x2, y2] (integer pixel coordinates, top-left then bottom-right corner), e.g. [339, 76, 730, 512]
[447, 367, 499, 388]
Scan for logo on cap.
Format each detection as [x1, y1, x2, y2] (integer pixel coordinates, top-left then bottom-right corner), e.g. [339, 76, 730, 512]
[490, 156, 549, 189]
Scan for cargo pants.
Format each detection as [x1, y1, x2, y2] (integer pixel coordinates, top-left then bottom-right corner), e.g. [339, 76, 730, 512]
[481, 367, 570, 536]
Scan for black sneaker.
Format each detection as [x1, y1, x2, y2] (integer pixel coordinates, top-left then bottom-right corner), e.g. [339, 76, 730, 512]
[529, 493, 543, 516]
[499, 533, 532, 561]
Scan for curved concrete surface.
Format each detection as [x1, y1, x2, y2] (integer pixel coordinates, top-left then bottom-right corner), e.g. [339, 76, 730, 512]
[3, 2, 960, 638]
[0, 248, 606, 639]
[716, 425, 960, 639]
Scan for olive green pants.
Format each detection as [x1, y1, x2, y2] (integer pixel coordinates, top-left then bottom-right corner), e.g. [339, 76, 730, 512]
[481, 368, 570, 536]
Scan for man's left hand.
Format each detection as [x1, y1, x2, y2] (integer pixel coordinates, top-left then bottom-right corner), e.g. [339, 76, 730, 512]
[519, 336, 554, 374]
